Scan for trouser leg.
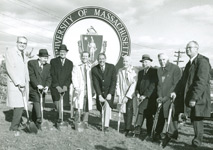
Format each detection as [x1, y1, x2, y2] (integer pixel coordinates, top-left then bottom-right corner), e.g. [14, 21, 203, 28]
[10, 107, 24, 131]
[192, 117, 203, 147]
[33, 102, 41, 120]
[144, 109, 153, 135]
[54, 101, 62, 121]
[83, 96, 89, 123]
[155, 108, 165, 134]
[124, 99, 133, 130]
[135, 102, 145, 127]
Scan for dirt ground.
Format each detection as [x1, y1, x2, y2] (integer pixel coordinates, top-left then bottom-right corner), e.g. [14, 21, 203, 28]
[0, 100, 213, 150]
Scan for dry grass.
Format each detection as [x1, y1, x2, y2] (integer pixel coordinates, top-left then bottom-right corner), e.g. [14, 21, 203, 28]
[0, 101, 213, 150]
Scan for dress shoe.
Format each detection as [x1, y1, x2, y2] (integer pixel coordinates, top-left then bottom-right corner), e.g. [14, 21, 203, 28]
[160, 134, 171, 148]
[104, 127, 109, 132]
[125, 130, 130, 137]
[84, 122, 89, 129]
[152, 133, 161, 141]
[134, 126, 141, 135]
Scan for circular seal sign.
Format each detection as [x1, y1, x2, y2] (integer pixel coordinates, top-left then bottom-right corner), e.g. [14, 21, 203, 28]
[53, 6, 131, 69]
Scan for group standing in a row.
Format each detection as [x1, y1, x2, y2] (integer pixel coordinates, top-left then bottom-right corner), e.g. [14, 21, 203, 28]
[5, 36, 211, 148]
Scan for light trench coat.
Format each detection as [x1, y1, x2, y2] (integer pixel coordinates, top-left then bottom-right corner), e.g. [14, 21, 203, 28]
[72, 63, 93, 110]
[5, 48, 29, 108]
[116, 66, 138, 113]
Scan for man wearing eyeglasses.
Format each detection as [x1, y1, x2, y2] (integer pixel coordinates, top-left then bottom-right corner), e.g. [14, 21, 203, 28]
[5, 36, 29, 136]
[170, 41, 211, 148]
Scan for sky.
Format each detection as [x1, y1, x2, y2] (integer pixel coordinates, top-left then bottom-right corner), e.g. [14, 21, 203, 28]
[0, 0, 213, 67]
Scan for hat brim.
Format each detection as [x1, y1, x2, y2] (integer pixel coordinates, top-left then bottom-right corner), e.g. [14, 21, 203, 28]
[37, 54, 50, 57]
[58, 49, 69, 52]
[139, 58, 153, 62]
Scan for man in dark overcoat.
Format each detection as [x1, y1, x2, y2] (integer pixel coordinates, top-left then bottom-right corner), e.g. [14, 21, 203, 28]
[134, 54, 158, 138]
[91, 53, 117, 132]
[28, 49, 51, 129]
[171, 41, 211, 148]
[154, 53, 181, 144]
[50, 44, 73, 123]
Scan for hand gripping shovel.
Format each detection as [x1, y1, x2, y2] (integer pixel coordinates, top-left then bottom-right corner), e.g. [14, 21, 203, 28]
[20, 90, 38, 134]
[151, 102, 162, 140]
[56, 92, 69, 129]
[38, 89, 49, 130]
[74, 96, 85, 132]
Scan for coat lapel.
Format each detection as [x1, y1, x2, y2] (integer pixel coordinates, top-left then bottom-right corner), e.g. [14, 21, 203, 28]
[36, 60, 42, 76]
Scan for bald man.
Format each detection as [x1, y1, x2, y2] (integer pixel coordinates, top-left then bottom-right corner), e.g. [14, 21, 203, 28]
[116, 56, 138, 136]
[154, 53, 181, 145]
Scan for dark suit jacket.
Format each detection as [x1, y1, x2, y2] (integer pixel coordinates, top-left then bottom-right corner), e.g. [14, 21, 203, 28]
[92, 63, 117, 111]
[28, 59, 51, 102]
[135, 67, 158, 115]
[50, 57, 73, 106]
[157, 62, 181, 118]
[175, 54, 211, 118]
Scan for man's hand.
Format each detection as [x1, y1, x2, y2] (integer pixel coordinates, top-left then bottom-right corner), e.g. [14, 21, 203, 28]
[189, 100, 196, 107]
[63, 86, 67, 92]
[43, 86, 49, 93]
[170, 92, 176, 99]
[18, 84, 25, 94]
[156, 97, 162, 103]
[37, 85, 44, 90]
[56, 86, 63, 93]
[140, 95, 146, 101]
[99, 95, 105, 102]
[122, 96, 128, 103]
[106, 94, 112, 101]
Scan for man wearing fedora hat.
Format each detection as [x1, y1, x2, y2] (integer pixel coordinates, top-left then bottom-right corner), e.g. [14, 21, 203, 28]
[50, 44, 73, 124]
[28, 49, 52, 129]
[134, 54, 158, 139]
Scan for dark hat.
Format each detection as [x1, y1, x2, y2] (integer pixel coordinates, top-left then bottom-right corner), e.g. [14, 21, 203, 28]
[58, 44, 69, 51]
[139, 54, 152, 62]
[37, 49, 49, 57]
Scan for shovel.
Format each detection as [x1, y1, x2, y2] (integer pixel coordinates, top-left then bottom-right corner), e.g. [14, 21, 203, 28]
[100, 101, 106, 132]
[117, 103, 123, 132]
[56, 92, 69, 129]
[151, 102, 162, 140]
[166, 97, 175, 133]
[20, 89, 38, 134]
[74, 97, 85, 132]
[38, 89, 49, 130]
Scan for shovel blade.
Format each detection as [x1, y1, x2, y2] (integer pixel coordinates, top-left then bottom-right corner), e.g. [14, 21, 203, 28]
[23, 121, 38, 134]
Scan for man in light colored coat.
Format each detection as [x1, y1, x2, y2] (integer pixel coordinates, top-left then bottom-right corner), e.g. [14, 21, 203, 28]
[116, 56, 138, 136]
[72, 51, 93, 127]
[5, 36, 29, 136]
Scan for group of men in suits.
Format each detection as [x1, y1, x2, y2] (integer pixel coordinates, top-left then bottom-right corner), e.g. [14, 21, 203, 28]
[5, 36, 211, 148]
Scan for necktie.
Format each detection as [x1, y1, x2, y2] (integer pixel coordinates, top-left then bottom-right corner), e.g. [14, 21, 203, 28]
[84, 64, 87, 82]
[61, 59, 65, 66]
[101, 66, 104, 72]
[39, 65, 43, 73]
[21, 52, 24, 61]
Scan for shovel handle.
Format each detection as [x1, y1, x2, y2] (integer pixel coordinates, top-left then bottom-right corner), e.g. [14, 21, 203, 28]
[20, 89, 30, 119]
[100, 102, 105, 132]
[60, 92, 65, 122]
[166, 98, 175, 132]
[38, 89, 44, 120]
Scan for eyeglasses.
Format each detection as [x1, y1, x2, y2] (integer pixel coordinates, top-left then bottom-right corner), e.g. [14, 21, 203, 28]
[17, 42, 27, 45]
[186, 47, 198, 49]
